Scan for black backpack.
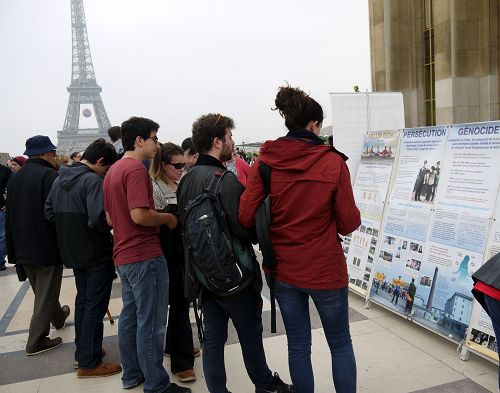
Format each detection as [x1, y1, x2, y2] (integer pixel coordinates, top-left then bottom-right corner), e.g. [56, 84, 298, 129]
[183, 170, 255, 298]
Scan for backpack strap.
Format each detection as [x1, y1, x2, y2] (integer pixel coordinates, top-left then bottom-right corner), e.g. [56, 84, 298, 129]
[204, 170, 229, 195]
[255, 162, 278, 333]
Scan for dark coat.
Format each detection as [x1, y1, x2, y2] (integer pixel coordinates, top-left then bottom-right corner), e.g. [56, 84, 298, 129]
[0, 164, 11, 210]
[6, 158, 61, 266]
[45, 163, 113, 269]
[176, 154, 256, 301]
[472, 252, 500, 313]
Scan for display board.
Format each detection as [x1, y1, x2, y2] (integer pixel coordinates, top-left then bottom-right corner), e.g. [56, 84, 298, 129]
[369, 126, 449, 331]
[361, 122, 500, 352]
[330, 92, 405, 183]
[343, 130, 399, 295]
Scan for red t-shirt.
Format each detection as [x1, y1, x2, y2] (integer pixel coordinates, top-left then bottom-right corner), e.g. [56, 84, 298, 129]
[104, 157, 163, 266]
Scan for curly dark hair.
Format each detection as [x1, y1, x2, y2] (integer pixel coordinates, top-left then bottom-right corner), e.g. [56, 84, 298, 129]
[121, 117, 159, 152]
[273, 85, 323, 131]
[192, 114, 235, 154]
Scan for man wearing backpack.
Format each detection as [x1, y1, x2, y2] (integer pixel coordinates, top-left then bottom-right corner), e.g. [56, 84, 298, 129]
[176, 113, 293, 393]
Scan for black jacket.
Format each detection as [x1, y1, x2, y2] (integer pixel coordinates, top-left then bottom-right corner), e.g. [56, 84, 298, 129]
[6, 158, 61, 266]
[0, 164, 11, 210]
[176, 154, 257, 301]
[472, 252, 500, 313]
[177, 154, 252, 241]
[45, 163, 113, 269]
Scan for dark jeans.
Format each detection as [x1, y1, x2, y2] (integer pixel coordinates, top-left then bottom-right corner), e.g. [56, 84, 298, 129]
[202, 287, 273, 393]
[74, 262, 115, 368]
[273, 280, 356, 393]
[165, 264, 195, 372]
[24, 264, 66, 353]
[0, 210, 6, 264]
[484, 295, 500, 389]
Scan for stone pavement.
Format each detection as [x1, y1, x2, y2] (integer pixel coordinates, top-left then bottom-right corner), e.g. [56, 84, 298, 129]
[0, 262, 497, 392]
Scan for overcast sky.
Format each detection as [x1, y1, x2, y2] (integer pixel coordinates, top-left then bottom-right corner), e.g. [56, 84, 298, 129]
[0, 0, 371, 155]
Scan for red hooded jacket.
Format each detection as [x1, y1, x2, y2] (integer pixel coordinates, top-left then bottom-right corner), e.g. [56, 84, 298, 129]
[239, 134, 360, 290]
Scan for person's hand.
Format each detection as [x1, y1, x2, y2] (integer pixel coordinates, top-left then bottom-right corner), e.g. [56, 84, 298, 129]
[163, 213, 178, 230]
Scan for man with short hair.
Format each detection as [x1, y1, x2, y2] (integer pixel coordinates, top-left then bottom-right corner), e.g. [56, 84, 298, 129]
[70, 151, 82, 163]
[103, 117, 190, 393]
[181, 137, 198, 173]
[108, 125, 124, 156]
[176, 113, 293, 393]
[6, 135, 70, 355]
[45, 139, 122, 378]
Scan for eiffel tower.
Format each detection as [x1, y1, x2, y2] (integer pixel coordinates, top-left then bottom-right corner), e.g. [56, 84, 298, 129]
[57, 0, 111, 155]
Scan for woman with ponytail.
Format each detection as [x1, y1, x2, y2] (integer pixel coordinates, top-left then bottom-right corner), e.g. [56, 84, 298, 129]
[239, 85, 361, 393]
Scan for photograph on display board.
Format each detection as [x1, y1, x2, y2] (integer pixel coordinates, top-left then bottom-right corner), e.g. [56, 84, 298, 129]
[344, 220, 380, 294]
[370, 234, 479, 341]
[412, 160, 441, 203]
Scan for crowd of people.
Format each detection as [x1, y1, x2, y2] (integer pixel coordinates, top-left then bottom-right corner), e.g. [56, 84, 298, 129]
[0, 85, 361, 393]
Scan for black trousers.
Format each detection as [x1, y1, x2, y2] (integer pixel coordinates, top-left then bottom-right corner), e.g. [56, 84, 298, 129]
[165, 263, 195, 372]
[73, 262, 115, 369]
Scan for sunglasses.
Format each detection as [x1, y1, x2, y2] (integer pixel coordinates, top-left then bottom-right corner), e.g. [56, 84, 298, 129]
[168, 162, 186, 170]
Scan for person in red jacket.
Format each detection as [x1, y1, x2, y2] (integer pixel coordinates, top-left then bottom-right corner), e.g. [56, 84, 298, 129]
[239, 85, 361, 393]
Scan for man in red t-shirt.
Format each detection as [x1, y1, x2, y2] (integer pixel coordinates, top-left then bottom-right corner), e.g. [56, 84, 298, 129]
[103, 117, 190, 393]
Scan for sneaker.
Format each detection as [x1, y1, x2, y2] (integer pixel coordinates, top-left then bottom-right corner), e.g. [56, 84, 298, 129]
[174, 369, 196, 382]
[164, 383, 192, 393]
[74, 348, 107, 369]
[256, 373, 295, 393]
[77, 362, 122, 378]
[0, 264, 6, 271]
[26, 337, 63, 356]
[123, 375, 145, 389]
[54, 305, 71, 330]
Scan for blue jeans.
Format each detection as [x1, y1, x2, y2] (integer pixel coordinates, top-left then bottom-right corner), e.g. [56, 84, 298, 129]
[273, 280, 356, 393]
[202, 287, 273, 393]
[0, 210, 6, 264]
[484, 295, 500, 389]
[117, 256, 170, 393]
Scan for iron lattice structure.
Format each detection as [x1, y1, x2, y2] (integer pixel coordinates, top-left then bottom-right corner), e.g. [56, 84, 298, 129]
[57, 0, 111, 155]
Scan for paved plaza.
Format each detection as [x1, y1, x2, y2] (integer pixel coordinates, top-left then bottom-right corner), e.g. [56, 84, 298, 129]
[0, 260, 498, 393]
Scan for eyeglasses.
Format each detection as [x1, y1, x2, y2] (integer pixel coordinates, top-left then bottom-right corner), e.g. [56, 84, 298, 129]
[145, 136, 159, 143]
[168, 162, 186, 170]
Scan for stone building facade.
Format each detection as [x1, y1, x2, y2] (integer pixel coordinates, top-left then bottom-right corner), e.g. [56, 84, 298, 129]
[369, 0, 500, 127]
